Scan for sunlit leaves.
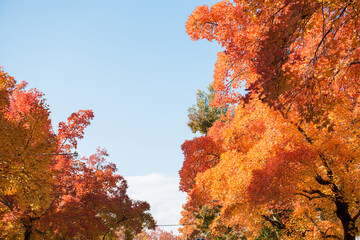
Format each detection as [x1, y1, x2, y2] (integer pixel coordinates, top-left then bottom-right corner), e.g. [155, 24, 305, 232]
[182, 0, 360, 239]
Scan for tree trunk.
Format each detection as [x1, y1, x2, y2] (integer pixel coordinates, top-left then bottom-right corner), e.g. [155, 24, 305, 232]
[334, 197, 358, 240]
[24, 225, 32, 240]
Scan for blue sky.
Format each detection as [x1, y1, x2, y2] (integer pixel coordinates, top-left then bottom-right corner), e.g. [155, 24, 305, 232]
[0, 0, 221, 230]
[0, 0, 221, 177]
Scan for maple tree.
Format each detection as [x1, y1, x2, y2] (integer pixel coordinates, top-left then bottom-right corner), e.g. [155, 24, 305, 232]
[181, 0, 360, 240]
[0, 68, 155, 239]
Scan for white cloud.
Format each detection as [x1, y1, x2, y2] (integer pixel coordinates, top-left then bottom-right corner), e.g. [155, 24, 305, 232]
[125, 173, 187, 235]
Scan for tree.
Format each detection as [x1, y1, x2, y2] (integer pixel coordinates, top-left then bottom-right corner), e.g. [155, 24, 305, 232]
[182, 0, 360, 239]
[187, 83, 227, 135]
[0, 69, 155, 239]
[37, 148, 155, 239]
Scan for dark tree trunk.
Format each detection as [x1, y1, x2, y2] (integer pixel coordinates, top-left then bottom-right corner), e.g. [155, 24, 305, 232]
[24, 225, 32, 240]
[334, 195, 358, 240]
[315, 155, 358, 240]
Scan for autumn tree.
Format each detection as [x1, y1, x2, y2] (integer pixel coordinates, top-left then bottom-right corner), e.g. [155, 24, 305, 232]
[181, 0, 360, 240]
[37, 148, 155, 239]
[0, 69, 155, 239]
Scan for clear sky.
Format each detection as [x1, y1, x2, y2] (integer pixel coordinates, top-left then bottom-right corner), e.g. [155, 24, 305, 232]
[0, 0, 221, 233]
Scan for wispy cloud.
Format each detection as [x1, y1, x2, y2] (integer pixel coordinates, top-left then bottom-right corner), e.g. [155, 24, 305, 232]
[125, 173, 186, 234]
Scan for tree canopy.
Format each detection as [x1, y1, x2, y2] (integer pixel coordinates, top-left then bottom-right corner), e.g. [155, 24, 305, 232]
[0, 68, 155, 239]
[180, 1, 360, 240]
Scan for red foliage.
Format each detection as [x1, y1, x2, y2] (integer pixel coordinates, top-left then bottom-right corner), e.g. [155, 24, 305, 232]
[179, 136, 221, 192]
[248, 144, 316, 205]
[57, 109, 94, 150]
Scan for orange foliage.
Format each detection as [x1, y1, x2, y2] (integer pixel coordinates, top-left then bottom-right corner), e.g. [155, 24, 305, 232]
[179, 136, 221, 192]
[181, 0, 360, 239]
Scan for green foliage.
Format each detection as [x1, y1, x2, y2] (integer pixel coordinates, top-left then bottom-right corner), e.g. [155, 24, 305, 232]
[255, 225, 280, 240]
[194, 206, 244, 240]
[195, 205, 219, 238]
[187, 83, 227, 135]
